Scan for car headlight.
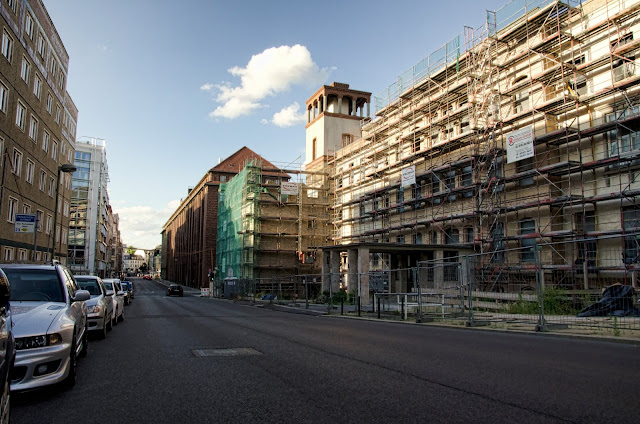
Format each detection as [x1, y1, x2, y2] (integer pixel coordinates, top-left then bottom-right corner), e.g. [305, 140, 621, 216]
[15, 333, 62, 350]
[87, 304, 103, 314]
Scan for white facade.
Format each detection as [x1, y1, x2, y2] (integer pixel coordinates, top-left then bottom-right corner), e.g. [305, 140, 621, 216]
[69, 138, 111, 276]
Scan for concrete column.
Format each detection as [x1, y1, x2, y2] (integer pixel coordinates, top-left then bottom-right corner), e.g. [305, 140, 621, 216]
[434, 250, 444, 289]
[351, 99, 356, 116]
[330, 250, 340, 294]
[313, 102, 316, 120]
[323, 95, 327, 113]
[366, 101, 370, 118]
[396, 254, 407, 293]
[359, 102, 363, 117]
[358, 247, 370, 304]
[321, 250, 330, 293]
[307, 107, 311, 123]
[338, 96, 343, 115]
[347, 249, 358, 294]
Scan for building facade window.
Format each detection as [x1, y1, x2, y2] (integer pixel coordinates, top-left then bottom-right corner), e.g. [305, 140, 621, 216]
[3, 248, 12, 262]
[55, 105, 61, 124]
[25, 13, 35, 39]
[607, 106, 640, 156]
[342, 134, 352, 148]
[12, 148, 22, 175]
[612, 33, 636, 82]
[20, 56, 31, 84]
[7, 197, 17, 223]
[42, 131, 50, 152]
[33, 74, 42, 99]
[39, 170, 46, 191]
[1, 30, 13, 62]
[0, 80, 7, 113]
[29, 116, 38, 140]
[445, 228, 459, 244]
[520, 219, 537, 262]
[16, 101, 26, 130]
[36, 210, 43, 231]
[46, 93, 53, 114]
[45, 214, 52, 235]
[26, 159, 34, 184]
[52, 141, 58, 160]
[37, 33, 46, 57]
[48, 176, 55, 197]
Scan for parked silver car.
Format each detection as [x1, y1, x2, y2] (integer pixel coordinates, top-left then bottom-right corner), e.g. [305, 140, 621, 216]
[75, 276, 114, 339]
[102, 279, 125, 324]
[0, 263, 90, 391]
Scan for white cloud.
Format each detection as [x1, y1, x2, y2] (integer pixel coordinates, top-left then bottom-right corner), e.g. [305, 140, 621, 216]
[113, 200, 180, 249]
[207, 44, 329, 119]
[270, 102, 306, 127]
[200, 83, 214, 91]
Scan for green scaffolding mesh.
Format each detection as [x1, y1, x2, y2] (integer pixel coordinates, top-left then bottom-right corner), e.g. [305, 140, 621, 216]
[216, 161, 262, 280]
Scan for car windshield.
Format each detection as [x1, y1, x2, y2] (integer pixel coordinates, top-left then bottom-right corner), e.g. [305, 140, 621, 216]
[3, 269, 64, 302]
[76, 279, 102, 296]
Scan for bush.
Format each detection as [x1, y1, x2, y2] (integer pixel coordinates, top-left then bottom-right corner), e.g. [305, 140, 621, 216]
[508, 287, 579, 315]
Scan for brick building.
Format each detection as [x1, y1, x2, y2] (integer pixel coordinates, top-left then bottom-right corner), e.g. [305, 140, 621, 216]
[0, 0, 77, 263]
[162, 146, 286, 287]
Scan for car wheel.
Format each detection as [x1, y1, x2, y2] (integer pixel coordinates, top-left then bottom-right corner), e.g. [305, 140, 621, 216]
[0, 379, 10, 424]
[79, 327, 88, 358]
[63, 339, 77, 388]
[107, 316, 113, 332]
[118, 308, 124, 322]
[113, 309, 118, 326]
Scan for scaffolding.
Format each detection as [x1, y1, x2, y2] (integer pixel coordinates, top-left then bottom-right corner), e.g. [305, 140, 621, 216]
[216, 160, 331, 295]
[329, 0, 640, 292]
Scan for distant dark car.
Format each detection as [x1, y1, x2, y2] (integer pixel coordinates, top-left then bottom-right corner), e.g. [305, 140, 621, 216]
[166, 284, 183, 297]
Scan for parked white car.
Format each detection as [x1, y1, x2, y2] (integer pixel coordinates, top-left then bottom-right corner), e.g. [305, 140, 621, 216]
[75, 275, 114, 339]
[0, 263, 90, 391]
[102, 279, 125, 324]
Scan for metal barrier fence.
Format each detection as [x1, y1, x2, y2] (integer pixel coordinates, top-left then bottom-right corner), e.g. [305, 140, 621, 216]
[213, 247, 639, 336]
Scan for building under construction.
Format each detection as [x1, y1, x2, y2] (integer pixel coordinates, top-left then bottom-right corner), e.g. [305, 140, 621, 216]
[316, 0, 640, 298]
[216, 160, 330, 295]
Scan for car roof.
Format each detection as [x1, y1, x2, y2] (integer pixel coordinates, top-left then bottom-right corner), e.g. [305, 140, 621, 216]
[0, 263, 60, 270]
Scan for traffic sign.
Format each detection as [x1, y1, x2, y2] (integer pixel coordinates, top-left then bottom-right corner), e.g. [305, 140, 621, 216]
[15, 214, 36, 233]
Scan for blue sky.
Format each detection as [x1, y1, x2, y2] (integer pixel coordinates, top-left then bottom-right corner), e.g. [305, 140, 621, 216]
[43, 0, 505, 249]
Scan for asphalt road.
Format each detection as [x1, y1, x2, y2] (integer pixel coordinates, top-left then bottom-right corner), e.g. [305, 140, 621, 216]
[12, 277, 640, 424]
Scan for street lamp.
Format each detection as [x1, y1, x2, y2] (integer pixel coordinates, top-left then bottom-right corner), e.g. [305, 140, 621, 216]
[51, 163, 77, 261]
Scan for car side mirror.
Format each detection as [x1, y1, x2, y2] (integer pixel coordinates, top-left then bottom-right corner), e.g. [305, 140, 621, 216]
[106, 290, 114, 296]
[73, 290, 90, 302]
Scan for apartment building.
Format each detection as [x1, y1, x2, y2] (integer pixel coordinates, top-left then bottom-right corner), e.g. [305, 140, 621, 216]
[316, 0, 640, 301]
[0, 0, 77, 263]
[69, 137, 114, 277]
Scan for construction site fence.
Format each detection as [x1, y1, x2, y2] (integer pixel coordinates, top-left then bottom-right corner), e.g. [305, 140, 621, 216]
[215, 246, 639, 336]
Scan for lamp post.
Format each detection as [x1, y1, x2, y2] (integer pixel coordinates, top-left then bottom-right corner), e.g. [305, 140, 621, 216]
[51, 163, 77, 261]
